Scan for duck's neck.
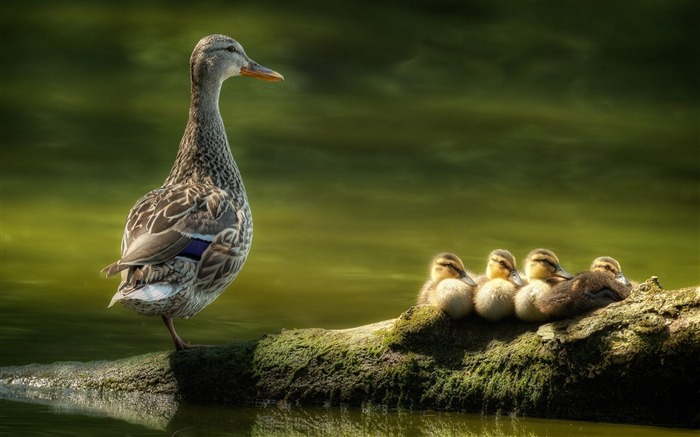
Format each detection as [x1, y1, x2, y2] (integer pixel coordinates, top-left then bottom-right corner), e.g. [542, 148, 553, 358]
[164, 78, 244, 195]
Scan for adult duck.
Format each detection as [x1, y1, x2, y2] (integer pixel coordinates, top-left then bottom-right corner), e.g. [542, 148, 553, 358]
[103, 35, 283, 350]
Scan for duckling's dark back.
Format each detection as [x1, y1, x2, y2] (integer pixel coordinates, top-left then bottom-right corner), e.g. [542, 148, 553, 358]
[537, 272, 631, 320]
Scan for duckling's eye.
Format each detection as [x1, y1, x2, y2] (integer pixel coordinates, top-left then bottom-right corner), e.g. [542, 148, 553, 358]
[538, 259, 555, 268]
[441, 263, 460, 273]
[226, 46, 237, 53]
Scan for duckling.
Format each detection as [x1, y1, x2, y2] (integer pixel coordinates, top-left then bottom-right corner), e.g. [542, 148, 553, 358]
[536, 256, 633, 320]
[473, 249, 525, 321]
[590, 256, 635, 290]
[417, 253, 477, 319]
[514, 248, 573, 322]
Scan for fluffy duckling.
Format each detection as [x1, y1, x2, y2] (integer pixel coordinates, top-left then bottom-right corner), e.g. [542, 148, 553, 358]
[536, 256, 633, 320]
[590, 256, 635, 290]
[473, 249, 525, 321]
[514, 248, 573, 322]
[417, 253, 477, 319]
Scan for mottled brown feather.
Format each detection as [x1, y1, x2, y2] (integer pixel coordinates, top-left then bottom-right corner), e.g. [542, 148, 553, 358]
[104, 35, 281, 348]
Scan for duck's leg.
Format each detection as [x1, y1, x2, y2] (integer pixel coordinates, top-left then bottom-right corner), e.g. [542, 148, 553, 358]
[162, 315, 195, 350]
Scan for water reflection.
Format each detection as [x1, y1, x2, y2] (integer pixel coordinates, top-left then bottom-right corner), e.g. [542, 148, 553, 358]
[1, 394, 696, 437]
[0, 387, 177, 431]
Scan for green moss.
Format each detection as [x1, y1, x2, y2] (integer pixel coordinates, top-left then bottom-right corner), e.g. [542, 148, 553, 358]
[383, 305, 453, 351]
[168, 341, 258, 403]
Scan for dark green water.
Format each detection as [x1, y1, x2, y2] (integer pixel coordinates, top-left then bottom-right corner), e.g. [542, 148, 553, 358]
[1, 1, 698, 435]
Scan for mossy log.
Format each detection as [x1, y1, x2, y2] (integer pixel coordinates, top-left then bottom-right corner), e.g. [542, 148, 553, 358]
[1, 278, 698, 428]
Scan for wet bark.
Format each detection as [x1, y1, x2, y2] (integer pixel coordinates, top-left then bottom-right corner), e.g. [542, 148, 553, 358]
[1, 278, 698, 428]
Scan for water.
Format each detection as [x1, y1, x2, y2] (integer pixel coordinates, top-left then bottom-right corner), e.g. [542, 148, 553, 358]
[0, 401, 696, 437]
[1, 398, 697, 437]
[1, 0, 698, 435]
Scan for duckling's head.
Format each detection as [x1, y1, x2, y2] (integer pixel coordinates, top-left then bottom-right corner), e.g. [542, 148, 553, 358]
[590, 256, 632, 287]
[523, 248, 574, 282]
[486, 249, 525, 286]
[190, 34, 284, 86]
[430, 252, 477, 286]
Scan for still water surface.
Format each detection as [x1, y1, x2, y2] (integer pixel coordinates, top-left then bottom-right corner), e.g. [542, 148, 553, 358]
[1, 1, 698, 435]
[1, 398, 698, 437]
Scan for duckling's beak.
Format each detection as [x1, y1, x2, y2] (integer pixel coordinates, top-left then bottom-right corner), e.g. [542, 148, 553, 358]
[241, 59, 284, 82]
[460, 271, 477, 286]
[553, 265, 574, 280]
[616, 271, 632, 287]
[511, 269, 525, 286]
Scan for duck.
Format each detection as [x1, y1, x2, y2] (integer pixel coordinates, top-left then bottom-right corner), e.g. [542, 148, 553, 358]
[417, 253, 477, 319]
[589, 256, 635, 289]
[102, 35, 283, 350]
[473, 249, 525, 321]
[535, 256, 633, 320]
[514, 248, 573, 322]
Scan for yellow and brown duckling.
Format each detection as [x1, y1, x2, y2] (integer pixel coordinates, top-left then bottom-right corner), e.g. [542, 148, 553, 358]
[417, 253, 477, 319]
[473, 249, 525, 321]
[536, 256, 633, 320]
[514, 248, 573, 322]
[589, 256, 635, 290]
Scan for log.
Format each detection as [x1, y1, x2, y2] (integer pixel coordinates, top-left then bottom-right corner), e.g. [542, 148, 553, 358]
[1, 277, 698, 428]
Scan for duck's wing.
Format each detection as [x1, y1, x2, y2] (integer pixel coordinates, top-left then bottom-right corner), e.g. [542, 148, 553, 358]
[102, 184, 238, 277]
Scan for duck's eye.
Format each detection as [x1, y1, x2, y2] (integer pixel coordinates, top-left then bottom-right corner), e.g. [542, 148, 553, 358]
[226, 46, 237, 53]
[539, 259, 555, 268]
[443, 263, 461, 273]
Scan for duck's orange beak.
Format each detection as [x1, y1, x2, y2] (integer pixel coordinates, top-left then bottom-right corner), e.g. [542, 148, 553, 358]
[241, 60, 284, 82]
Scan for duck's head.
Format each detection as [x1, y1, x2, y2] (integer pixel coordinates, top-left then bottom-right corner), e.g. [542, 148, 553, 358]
[430, 252, 477, 286]
[523, 248, 574, 282]
[190, 34, 284, 85]
[590, 256, 632, 287]
[486, 249, 525, 286]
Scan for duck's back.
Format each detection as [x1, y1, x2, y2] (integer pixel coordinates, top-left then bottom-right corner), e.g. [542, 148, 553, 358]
[536, 272, 629, 320]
